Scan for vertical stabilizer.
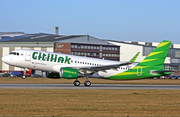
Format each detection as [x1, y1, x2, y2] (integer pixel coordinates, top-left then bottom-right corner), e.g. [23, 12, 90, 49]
[137, 40, 171, 69]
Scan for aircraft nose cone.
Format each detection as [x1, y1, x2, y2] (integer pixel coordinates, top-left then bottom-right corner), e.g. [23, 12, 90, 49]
[2, 56, 7, 63]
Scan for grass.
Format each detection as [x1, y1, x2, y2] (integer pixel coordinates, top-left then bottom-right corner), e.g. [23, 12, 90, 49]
[0, 89, 180, 116]
[0, 77, 180, 85]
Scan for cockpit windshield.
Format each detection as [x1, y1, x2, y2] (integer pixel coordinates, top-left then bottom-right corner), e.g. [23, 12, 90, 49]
[9, 52, 19, 56]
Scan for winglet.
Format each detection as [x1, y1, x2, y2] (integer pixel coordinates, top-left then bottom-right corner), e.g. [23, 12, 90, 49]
[130, 52, 140, 63]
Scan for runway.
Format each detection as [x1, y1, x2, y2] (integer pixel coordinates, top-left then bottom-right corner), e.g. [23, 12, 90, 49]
[0, 84, 180, 90]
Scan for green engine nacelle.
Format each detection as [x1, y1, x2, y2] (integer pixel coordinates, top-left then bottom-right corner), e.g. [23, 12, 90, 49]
[60, 67, 78, 79]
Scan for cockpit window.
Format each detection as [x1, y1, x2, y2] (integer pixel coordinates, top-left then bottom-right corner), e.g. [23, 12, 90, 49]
[9, 52, 19, 56]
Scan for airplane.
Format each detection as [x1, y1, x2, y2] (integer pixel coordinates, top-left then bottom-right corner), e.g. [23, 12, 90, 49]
[2, 40, 171, 86]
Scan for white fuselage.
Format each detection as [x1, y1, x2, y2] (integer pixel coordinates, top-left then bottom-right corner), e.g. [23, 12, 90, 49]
[2, 49, 137, 78]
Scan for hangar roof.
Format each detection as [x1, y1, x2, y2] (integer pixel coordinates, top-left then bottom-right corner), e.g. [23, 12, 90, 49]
[0, 32, 118, 46]
[0, 33, 83, 42]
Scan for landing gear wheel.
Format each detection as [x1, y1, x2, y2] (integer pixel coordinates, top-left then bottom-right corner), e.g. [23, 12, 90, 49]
[84, 81, 91, 87]
[74, 80, 80, 86]
[22, 75, 26, 79]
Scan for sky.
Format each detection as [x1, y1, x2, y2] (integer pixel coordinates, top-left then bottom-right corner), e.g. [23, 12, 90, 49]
[0, 0, 180, 43]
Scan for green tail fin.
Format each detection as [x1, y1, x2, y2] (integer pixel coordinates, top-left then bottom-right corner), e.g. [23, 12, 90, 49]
[137, 40, 171, 69]
[130, 52, 140, 63]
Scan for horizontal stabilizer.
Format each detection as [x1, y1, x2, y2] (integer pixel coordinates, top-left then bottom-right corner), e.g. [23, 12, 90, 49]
[155, 70, 176, 73]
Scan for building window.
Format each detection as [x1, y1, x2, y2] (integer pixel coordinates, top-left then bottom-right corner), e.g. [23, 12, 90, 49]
[103, 47, 105, 50]
[112, 47, 114, 50]
[145, 42, 152, 46]
[109, 47, 111, 50]
[114, 47, 117, 50]
[94, 46, 96, 49]
[71, 45, 74, 48]
[100, 46, 102, 51]
[74, 45, 77, 48]
[132, 42, 138, 44]
[81, 45, 84, 49]
[106, 47, 109, 50]
[84, 46, 87, 49]
[98, 53, 102, 58]
[143, 46, 155, 56]
[88, 46, 90, 49]
[97, 46, 99, 49]
[77, 45, 80, 49]
[58, 44, 63, 48]
[91, 46, 93, 49]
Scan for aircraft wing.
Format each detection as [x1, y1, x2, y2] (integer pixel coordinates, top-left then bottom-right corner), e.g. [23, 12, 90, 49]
[70, 62, 132, 74]
[69, 52, 140, 74]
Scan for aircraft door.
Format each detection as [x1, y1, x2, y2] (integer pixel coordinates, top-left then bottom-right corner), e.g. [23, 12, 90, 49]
[25, 51, 31, 61]
[137, 66, 142, 76]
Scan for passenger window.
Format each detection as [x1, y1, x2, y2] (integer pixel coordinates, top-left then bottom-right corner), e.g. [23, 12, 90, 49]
[17, 53, 19, 56]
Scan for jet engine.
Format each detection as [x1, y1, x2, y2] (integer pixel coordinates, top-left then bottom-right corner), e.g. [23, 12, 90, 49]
[60, 67, 78, 79]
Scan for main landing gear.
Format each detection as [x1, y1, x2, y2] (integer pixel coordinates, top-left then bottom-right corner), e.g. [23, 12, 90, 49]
[74, 80, 80, 86]
[73, 76, 91, 87]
